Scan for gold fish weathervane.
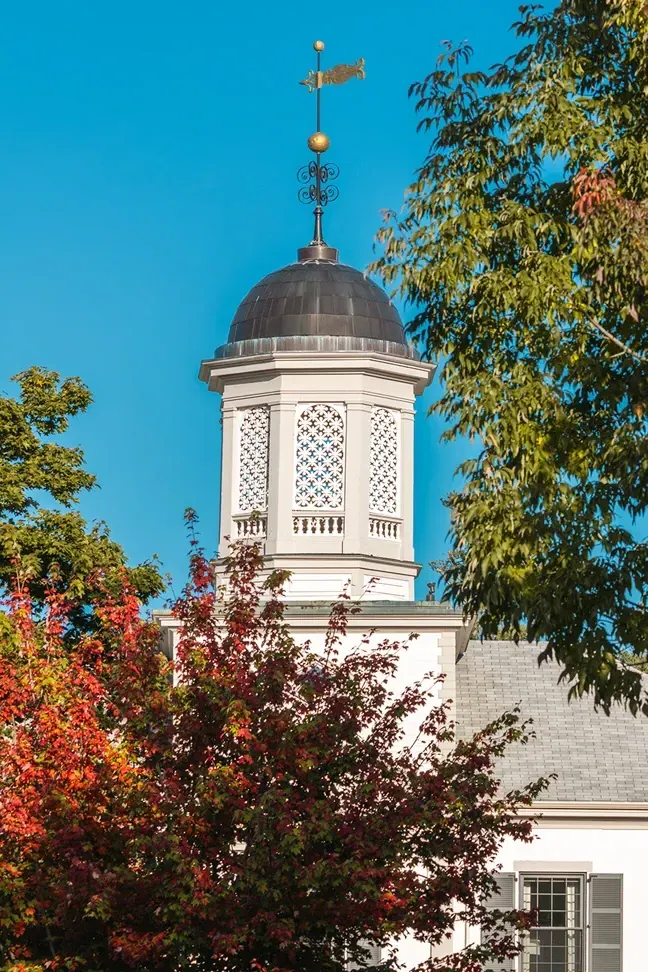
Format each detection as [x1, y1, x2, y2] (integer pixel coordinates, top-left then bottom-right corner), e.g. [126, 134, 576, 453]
[297, 41, 365, 247]
[300, 56, 366, 93]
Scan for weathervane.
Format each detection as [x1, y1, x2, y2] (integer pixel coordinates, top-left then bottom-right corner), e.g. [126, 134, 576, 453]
[298, 41, 365, 246]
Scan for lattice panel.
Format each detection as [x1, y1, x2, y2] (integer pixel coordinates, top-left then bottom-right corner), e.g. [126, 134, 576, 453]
[369, 407, 398, 514]
[237, 406, 270, 512]
[294, 404, 345, 509]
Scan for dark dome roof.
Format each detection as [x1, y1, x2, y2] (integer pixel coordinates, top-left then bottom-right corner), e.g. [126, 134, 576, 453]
[216, 245, 412, 359]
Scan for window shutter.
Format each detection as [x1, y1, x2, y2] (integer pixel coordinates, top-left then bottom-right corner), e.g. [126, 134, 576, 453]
[346, 942, 381, 970]
[481, 873, 517, 972]
[366, 945, 381, 966]
[589, 874, 622, 972]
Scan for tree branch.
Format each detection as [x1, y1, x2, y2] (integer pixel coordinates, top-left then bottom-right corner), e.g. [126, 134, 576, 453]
[587, 317, 648, 364]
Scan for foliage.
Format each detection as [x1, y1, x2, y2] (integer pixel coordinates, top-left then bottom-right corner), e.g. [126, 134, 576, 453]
[0, 520, 547, 972]
[372, 0, 648, 713]
[619, 651, 648, 674]
[0, 367, 164, 627]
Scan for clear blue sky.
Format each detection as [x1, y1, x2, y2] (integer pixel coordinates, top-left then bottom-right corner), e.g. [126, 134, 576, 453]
[0, 0, 525, 600]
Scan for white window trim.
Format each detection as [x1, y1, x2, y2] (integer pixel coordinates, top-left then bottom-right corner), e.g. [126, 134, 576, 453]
[518, 871, 587, 972]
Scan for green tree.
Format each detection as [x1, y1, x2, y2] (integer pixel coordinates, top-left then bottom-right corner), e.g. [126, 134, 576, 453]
[372, 0, 648, 713]
[0, 366, 163, 627]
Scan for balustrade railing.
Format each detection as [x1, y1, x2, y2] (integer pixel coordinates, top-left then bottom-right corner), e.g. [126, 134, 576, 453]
[233, 515, 267, 538]
[233, 514, 402, 540]
[369, 517, 401, 540]
[292, 515, 345, 536]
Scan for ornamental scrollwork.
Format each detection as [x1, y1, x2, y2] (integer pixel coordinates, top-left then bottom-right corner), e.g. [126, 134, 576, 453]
[294, 404, 345, 510]
[369, 407, 398, 515]
[238, 406, 270, 512]
[296, 162, 340, 207]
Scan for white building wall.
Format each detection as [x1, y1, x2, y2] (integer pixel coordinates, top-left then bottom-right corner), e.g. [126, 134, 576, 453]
[291, 625, 444, 752]
[433, 824, 648, 972]
[284, 573, 352, 600]
[496, 827, 647, 972]
[294, 625, 648, 972]
[159, 608, 648, 971]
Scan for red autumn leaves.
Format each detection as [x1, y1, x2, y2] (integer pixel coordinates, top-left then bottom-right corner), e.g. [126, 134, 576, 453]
[0, 531, 545, 972]
[572, 166, 618, 221]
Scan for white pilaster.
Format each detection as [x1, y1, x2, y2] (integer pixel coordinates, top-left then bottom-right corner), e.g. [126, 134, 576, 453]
[218, 405, 236, 557]
[265, 401, 295, 556]
[343, 402, 370, 555]
[400, 408, 415, 563]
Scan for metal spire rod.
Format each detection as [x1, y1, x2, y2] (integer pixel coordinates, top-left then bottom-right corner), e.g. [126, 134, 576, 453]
[297, 42, 365, 248]
[313, 41, 324, 244]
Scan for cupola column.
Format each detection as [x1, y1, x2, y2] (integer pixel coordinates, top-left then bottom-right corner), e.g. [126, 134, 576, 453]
[218, 403, 237, 558]
[342, 401, 371, 555]
[400, 407, 416, 564]
[265, 401, 296, 557]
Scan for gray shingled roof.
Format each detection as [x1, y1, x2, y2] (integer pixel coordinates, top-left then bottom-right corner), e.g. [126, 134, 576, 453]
[455, 640, 648, 802]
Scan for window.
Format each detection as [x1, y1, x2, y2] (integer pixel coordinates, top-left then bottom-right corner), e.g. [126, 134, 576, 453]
[237, 406, 270, 512]
[482, 871, 622, 972]
[369, 407, 398, 515]
[294, 404, 345, 510]
[521, 876, 583, 972]
[346, 943, 381, 970]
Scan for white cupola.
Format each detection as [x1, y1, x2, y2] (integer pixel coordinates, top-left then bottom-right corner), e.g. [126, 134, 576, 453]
[199, 241, 433, 601]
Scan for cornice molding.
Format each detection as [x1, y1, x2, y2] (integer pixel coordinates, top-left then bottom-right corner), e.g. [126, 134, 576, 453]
[200, 351, 435, 396]
[523, 801, 648, 829]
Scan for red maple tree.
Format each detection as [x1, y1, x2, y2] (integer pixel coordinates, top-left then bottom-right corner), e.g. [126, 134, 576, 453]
[0, 517, 546, 972]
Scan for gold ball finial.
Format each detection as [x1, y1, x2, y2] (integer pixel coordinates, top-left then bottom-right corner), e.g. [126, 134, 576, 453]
[308, 131, 330, 153]
[313, 40, 325, 52]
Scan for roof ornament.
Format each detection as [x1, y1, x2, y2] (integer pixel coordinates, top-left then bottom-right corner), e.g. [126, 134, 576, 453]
[297, 41, 365, 259]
